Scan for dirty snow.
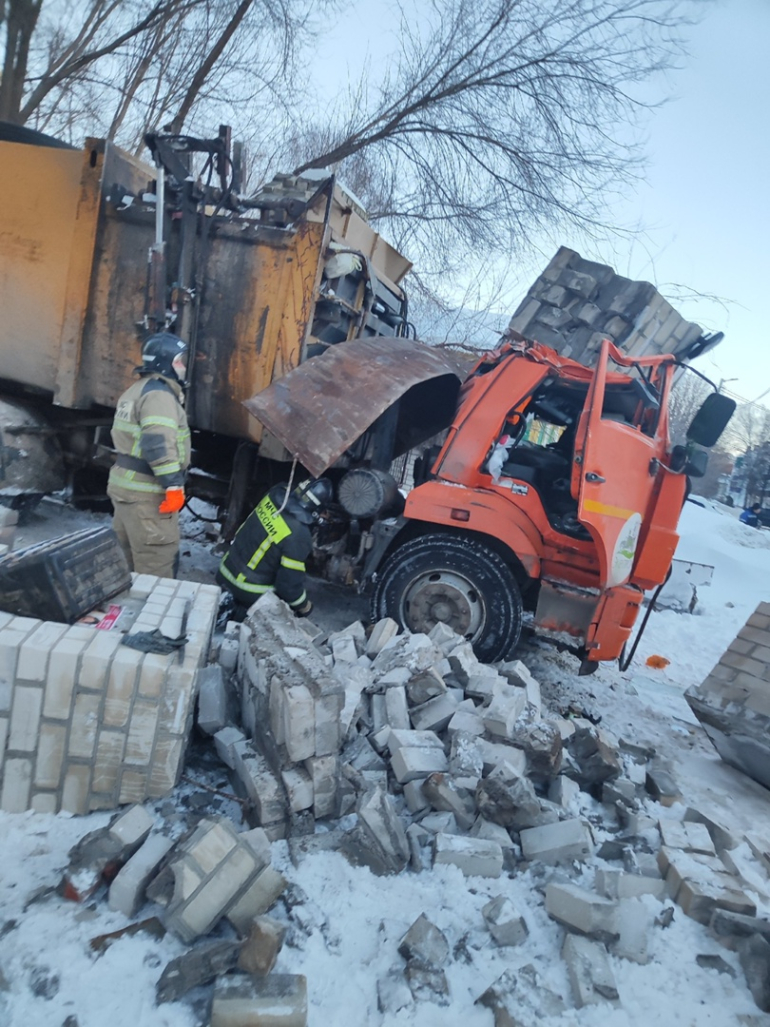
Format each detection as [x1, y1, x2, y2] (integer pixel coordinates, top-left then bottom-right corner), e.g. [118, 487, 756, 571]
[1, 500, 769, 1026]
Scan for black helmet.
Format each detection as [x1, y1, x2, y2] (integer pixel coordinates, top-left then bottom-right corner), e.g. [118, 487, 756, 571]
[138, 332, 189, 383]
[286, 478, 333, 524]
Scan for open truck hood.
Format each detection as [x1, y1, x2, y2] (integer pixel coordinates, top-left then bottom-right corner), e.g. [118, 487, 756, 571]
[243, 337, 469, 477]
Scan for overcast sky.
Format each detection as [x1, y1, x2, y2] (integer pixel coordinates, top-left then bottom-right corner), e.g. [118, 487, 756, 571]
[319, 0, 768, 401]
[604, 0, 770, 403]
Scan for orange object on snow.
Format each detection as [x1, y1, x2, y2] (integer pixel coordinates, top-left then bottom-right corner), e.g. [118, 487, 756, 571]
[646, 655, 671, 669]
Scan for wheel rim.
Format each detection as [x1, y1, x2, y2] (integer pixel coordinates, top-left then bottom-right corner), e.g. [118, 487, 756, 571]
[400, 569, 486, 640]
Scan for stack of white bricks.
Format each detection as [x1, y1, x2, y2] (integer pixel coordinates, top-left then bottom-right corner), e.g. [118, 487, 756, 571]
[237, 593, 344, 825]
[0, 573, 220, 814]
[686, 600, 770, 790]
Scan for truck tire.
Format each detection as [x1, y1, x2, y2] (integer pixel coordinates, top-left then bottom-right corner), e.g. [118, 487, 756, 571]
[371, 533, 522, 663]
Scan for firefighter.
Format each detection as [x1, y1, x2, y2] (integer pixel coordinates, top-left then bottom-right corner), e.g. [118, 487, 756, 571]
[107, 332, 191, 578]
[216, 478, 333, 618]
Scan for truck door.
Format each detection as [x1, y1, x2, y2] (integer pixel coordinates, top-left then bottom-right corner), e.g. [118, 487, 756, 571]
[572, 340, 661, 588]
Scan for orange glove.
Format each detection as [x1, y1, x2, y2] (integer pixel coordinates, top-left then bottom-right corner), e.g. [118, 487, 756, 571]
[159, 486, 185, 514]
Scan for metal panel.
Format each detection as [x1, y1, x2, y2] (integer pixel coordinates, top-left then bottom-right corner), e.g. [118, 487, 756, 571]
[243, 337, 469, 477]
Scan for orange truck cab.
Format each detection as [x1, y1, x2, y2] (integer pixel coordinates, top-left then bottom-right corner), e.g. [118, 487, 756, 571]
[368, 337, 734, 667]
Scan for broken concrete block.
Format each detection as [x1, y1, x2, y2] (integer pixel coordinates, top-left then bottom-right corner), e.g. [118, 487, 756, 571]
[565, 723, 620, 787]
[476, 738, 527, 777]
[659, 818, 716, 856]
[406, 666, 447, 705]
[433, 833, 503, 878]
[196, 665, 229, 735]
[108, 833, 175, 918]
[403, 779, 430, 814]
[218, 634, 239, 673]
[545, 881, 618, 938]
[475, 766, 543, 830]
[428, 621, 464, 654]
[659, 847, 731, 900]
[513, 719, 563, 782]
[211, 974, 308, 1027]
[156, 940, 240, 1004]
[398, 913, 449, 968]
[328, 619, 366, 652]
[464, 668, 502, 703]
[331, 635, 359, 665]
[342, 785, 409, 876]
[548, 775, 581, 809]
[645, 757, 681, 806]
[227, 866, 288, 932]
[157, 817, 272, 942]
[282, 683, 315, 762]
[562, 933, 620, 1008]
[391, 745, 448, 784]
[410, 693, 459, 733]
[366, 618, 400, 657]
[64, 805, 154, 902]
[448, 731, 484, 789]
[387, 728, 444, 755]
[482, 895, 528, 946]
[710, 910, 770, 950]
[612, 897, 651, 964]
[470, 817, 515, 850]
[213, 725, 246, 769]
[677, 877, 756, 926]
[422, 773, 477, 831]
[304, 754, 339, 819]
[475, 965, 566, 1024]
[594, 868, 665, 902]
[232, 741, 287, 826]
[237, 915, 287, 976]
[281, 766, 314, 813]
[739, 934, 770, 1013]
[447, 707, 485, 738]
[483, 685, 527, 741]
[384, 685, 410, 730]
[521, 817, 595, 866]
[602, 777, 637, 805]
[447, 641, 479, 686]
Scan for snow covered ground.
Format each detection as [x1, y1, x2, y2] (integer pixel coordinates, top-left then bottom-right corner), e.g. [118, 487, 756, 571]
[1, 500, 769, 1026]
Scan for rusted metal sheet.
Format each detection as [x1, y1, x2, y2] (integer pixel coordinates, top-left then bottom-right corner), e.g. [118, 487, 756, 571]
[243, 337, 469, 477]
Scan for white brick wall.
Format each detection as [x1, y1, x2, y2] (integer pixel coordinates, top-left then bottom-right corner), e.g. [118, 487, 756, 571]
[0, 574, 219, 814]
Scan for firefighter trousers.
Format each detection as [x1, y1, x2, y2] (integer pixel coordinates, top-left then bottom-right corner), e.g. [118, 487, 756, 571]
[110, 494, 180, 578]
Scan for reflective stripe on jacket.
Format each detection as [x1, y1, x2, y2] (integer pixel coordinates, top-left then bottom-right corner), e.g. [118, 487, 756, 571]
[108, 375, 190, 499]
[217, 488, 312, 608]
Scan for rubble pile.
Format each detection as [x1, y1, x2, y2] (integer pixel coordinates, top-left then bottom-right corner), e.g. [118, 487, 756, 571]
[178, 591, 770, 1019]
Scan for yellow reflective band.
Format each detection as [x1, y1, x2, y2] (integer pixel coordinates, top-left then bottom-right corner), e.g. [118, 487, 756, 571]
[280, 556, 306, 572]
[583, 499, 637, 520]
[153, 461, 182, 475]
[113, 420, 140, 435]
[110, 471, 164, 494]
[218, 562, 275, 594]
[289, 591, 307, 607]
[256, 496, 291, 544]
[246, 537, 272, 571]
[140, 415, 178, 429]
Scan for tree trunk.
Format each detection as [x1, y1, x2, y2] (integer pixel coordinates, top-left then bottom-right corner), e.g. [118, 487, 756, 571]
[0, 0, 43, 123]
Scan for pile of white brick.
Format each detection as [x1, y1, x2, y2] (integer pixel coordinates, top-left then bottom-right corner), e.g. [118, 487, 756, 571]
[200, 592, 770, 1017]
[0, 573, 219, 814]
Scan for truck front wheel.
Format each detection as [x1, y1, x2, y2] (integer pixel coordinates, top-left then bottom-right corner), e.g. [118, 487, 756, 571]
[371, 533, 522, 663]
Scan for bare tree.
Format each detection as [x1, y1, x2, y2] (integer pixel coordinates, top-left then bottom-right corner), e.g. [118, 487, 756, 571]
[667, 370, 712, 446]
[286, 0, 698, 274]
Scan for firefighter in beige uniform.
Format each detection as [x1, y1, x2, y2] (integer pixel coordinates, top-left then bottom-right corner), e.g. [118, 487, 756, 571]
[107, 333, 191, 578]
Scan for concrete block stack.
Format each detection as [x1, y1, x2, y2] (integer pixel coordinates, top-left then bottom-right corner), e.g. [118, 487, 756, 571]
[0, 573, 219, 813]
[506, 246, 705, 365]
[685, 600, 770, 789]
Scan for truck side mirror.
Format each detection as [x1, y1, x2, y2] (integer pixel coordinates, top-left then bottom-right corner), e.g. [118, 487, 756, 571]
[687, 393, 736, 448]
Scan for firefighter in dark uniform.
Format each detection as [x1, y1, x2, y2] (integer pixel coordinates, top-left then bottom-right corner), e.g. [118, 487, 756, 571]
[216, 478, 333, 617]
[107, 332, 191, 578]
